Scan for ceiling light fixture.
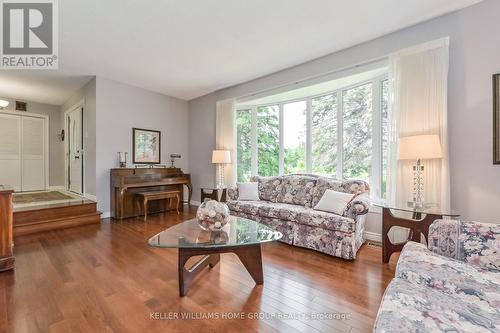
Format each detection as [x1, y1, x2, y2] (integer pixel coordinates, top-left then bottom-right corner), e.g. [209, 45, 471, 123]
[0, 99, 9, 109]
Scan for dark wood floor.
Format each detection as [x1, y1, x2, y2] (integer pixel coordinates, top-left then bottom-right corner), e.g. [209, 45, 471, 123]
[0, 207, 396, 333]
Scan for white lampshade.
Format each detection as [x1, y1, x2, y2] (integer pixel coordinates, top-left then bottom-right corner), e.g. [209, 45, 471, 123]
[0, 99, 9, 108]
[212, 150, 231, 164]
[398, 134, 443, 160]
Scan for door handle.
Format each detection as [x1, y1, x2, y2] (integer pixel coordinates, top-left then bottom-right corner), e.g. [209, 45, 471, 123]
[75, 156, 80, 159]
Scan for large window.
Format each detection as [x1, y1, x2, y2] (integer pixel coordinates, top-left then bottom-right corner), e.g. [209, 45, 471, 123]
[283, 101, 306, 174]
[236, 73, 388, 201]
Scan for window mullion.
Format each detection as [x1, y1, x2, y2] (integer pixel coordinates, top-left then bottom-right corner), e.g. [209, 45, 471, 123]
[306, 97, 312, 173]
[251, 106, 258, 176]
[278, 103, 284, 175]
[371, 80, 382, 199]
[336, 90, 343, 180]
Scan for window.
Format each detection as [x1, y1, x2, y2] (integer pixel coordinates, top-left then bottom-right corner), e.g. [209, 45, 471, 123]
[311, 94, 337, 175]
[236, 72, 389, 201]
[283, 101, 306, 174]
[257, 105, 279, 177]
[236, 109, 251, 182]
[342, 83, 372, 181]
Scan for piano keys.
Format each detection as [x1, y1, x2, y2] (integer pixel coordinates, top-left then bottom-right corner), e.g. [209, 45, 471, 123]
[110, 167, 192, 219]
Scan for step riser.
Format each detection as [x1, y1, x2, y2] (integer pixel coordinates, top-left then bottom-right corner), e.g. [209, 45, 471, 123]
[14, 213, 101, 237]
[14, 202, 97, 225]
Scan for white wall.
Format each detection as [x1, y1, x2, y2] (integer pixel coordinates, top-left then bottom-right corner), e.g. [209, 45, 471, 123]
[0, 98, 64, 187]
[95, 77, 189, 216]
[62, 77, 97, 196]
[189, 0, 500, 238]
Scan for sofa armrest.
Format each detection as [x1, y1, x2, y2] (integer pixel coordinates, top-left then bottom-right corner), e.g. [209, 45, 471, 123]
[227, 187, 238, 201]
[428, 219, 461, 259]
[429, 219, 500, 272]
[344, 192, 370, 219]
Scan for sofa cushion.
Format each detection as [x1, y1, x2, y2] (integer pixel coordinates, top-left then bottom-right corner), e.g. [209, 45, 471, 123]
[311, 177, 370, 207]
[250, 175, 282, 202]
[228, 200, 306, 223]
[374, 278, 500, 333]
[228, 200, 356, 233]
[396, 241, 500, 313]
[276, 175, 317, 207]
[296, 209, 356, 233]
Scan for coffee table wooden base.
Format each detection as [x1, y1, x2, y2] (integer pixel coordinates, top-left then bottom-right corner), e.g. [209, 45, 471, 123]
[178, 243, 263, 297]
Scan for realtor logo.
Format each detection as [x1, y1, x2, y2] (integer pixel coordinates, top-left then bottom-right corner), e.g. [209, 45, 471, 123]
[1, 0, 58, 69]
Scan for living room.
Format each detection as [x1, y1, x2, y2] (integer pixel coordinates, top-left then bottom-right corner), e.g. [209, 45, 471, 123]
[0, 0, 499, 332]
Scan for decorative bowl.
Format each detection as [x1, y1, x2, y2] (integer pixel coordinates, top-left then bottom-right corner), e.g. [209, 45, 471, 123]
[196, 200, 230, 231]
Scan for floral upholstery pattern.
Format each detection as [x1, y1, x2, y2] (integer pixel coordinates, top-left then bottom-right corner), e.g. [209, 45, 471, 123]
[344, 192, 370, 219]
[374, 220, 500, 333]
[374, 279, 500, 333]
[251, 175, 283, 202]
[429, 219, 500, 272]
[227, 174, 369, 260]
[311, 177, 370, 207]
[396, 241, 500, 313]
[276, 175, 317, 207]
[293, 224, 358, 260]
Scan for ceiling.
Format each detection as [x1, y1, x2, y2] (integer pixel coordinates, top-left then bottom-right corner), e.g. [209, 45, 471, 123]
[0, 0, 483, 104]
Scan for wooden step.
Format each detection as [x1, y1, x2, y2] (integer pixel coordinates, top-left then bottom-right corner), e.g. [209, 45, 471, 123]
[13, 200, 101, 236]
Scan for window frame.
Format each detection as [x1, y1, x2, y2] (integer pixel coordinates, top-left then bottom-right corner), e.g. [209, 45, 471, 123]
[236, 72, 388, 202]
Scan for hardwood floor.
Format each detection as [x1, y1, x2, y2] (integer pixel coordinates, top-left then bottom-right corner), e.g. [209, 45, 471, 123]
[0, 206, 396, 333]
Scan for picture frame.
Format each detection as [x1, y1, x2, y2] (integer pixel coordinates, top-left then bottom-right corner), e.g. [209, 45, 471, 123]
[132, 128, 161, 164]
[494, 74, 500, 164]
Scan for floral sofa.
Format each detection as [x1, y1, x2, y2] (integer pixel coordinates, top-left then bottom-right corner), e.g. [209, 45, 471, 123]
[374, 219, 500, 333]
[227, 174, 370, 260]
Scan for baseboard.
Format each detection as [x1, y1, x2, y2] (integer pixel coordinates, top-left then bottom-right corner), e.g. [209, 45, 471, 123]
[49, 186, 66, 191]
[101, 211, 111, 219]
[189, 200, 201, 206]
[365, 231, 382, 243]
[84, 193, 97, 201]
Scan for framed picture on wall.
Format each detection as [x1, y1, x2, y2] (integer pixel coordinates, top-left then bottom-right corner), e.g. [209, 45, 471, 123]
[494, 74, 500, 164]
[132, 128, 161, 164]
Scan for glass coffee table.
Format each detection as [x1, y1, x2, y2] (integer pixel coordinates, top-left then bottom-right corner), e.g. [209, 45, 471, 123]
[148, 216, 282, 296]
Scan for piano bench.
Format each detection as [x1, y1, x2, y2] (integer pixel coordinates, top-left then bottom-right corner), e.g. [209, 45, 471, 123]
[136, 190, 181, 221]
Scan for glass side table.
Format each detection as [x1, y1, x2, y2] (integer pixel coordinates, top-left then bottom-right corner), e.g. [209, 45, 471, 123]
[374, 203, 460, 263]
[200, 187, 227, 202]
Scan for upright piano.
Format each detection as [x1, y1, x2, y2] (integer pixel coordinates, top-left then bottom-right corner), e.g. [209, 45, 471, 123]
[110, 167, 192, 219]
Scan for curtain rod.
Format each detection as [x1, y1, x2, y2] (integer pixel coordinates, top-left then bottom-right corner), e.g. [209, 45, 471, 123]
[237, 55, 388, 101]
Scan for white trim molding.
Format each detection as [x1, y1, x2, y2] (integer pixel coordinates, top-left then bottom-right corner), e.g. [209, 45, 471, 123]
[365, 231, 382, 243]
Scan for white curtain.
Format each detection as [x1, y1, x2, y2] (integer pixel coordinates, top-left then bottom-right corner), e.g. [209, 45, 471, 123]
[387, 38, 450, 211]
[215, 98, 237, 187]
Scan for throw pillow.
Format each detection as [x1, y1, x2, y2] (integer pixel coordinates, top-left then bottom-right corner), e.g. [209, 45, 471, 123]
[237, 182, 260, 201]
[313, 189, 355, 215]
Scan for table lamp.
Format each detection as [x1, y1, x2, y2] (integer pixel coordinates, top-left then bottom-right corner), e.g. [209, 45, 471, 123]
[398, 134, 442, 210]
[212, 150, 231, 188]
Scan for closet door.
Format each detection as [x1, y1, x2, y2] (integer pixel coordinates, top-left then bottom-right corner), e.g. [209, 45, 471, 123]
[0, 114, 21, 191]
[21, 116, 46, 191]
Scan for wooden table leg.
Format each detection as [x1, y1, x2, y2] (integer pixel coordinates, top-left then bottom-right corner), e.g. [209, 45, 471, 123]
[177, 244, 263, 297]
[186, 183, 192, 206]
[175, 194, 180, 214]
[178, 250, 220, 297]
[143, 198, 148, 222]
[382, 208, 442, 263]
[232, 244, 263, 284]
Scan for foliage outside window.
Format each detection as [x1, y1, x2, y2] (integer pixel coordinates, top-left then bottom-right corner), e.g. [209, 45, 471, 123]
[236, 73, 388, 201]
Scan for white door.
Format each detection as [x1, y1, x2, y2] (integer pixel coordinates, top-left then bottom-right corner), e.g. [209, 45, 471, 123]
[67, 107, 83, 194]
[0, 114, 22, 191]
[21, 116, 46, 191]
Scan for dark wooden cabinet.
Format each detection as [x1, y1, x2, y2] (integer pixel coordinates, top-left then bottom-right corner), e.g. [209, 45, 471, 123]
[110, 167, 192, 219]
[0, 186, 14, 272]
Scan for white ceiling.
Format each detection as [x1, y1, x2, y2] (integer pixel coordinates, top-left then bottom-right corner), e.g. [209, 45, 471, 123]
[0, 0, 482, 104]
